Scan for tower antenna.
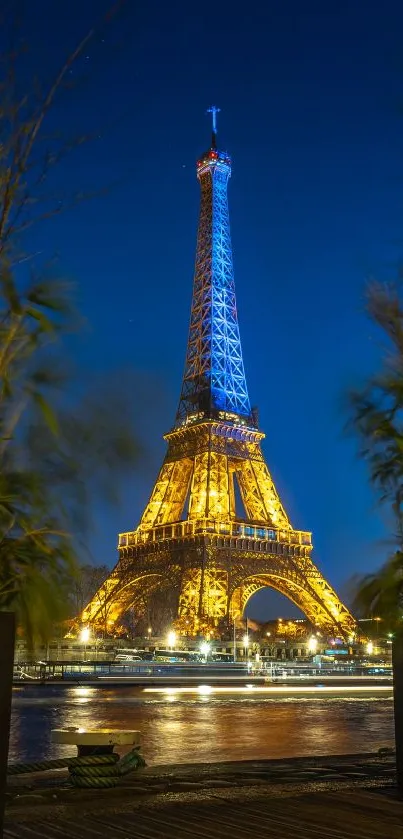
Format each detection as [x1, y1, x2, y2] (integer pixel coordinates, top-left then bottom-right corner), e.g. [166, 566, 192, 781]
[207, 105, 220, 148]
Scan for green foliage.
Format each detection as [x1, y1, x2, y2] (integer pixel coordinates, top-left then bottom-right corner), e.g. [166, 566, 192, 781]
[0, 267, 141, 645]
[349, 282, 403, 630]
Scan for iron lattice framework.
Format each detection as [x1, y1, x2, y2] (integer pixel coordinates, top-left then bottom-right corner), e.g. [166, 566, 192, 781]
[176, 140, 252, 424]
[82, 111, 356, 639]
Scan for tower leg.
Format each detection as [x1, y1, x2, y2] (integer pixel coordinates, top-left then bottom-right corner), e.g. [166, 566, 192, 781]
[177, 568, 203, 635]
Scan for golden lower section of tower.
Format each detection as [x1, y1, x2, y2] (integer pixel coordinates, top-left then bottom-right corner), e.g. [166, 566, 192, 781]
[81, 519, 356, 640]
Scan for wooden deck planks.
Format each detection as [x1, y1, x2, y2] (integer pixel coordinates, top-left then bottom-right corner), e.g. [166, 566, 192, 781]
[4, 789, 403, 839]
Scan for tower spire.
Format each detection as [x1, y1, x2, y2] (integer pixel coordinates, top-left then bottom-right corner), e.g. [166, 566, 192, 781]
[207, 104, 220, 148]
[176, 109, 252, 427]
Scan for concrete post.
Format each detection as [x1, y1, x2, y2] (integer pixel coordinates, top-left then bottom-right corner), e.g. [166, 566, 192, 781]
[392, 633, 403, 797]
[0, 611, 16, 837]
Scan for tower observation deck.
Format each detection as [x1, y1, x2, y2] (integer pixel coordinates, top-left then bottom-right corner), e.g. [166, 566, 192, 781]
[81, 109, 356, 640]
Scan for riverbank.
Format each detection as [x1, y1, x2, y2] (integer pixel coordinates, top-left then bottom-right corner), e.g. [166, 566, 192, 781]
[4, 751, 400, 838]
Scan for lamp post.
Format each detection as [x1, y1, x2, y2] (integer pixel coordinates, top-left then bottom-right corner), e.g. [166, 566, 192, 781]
[167, 630, 176, 651]
[243, 633, 249, 663]
[307, 636, 317, 656]
[80, 627, 90, 662]
[200, 641, 211, 663]
[147, 627, 152, 644]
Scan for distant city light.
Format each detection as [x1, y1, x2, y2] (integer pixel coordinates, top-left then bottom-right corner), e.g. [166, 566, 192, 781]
[145, 685, 392, 696]
[200, 641, 211, 660]
[80, 627, 90, 644]
[197, 685, 213, 696]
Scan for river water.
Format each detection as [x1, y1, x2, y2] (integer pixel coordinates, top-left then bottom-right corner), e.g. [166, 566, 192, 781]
[9, 685, 394, 765]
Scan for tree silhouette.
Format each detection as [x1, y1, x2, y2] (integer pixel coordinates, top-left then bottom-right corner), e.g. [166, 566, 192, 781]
[349, 282, 403, 795]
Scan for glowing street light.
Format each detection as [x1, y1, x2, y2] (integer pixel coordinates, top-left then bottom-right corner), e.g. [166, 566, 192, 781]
[200, 641, 211, 662]
[80, 626, 90, 661]
[366, 641, 374, 655]
[147, 627, 152, 639]
[307, 636, 317, 654]
[167, 630, 176, 650]
[80, 627, 90, 643]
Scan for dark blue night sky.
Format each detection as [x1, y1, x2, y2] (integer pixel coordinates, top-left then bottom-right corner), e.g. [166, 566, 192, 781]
[13, 0, 403, 618]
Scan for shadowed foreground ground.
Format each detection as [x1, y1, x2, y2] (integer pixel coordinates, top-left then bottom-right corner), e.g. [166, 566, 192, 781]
[4, 752, 402, 838]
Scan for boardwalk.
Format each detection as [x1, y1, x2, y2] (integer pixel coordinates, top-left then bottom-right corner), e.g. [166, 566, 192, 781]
[4, 753, 402, 839]
[4, 788, 403, 839]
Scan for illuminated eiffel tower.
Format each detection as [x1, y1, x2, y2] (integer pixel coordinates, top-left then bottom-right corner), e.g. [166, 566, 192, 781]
[82, 108, 356, 639]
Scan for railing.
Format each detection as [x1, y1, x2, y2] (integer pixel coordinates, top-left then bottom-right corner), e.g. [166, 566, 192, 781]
[118, 520, 312, 549]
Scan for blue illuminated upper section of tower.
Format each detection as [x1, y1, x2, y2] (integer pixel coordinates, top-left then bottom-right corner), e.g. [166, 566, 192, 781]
[175, 110, 254, 429]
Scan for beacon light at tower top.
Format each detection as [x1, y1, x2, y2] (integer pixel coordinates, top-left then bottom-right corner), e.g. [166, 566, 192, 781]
[197, 149, 232, 174]
[79, 107, 358, 642]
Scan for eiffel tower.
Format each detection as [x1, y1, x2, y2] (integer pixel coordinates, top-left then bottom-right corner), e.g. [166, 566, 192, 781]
[82, 108, 356, 639]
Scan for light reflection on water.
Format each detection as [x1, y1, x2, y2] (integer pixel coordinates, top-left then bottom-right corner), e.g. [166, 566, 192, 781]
[9, 686, 394, 765]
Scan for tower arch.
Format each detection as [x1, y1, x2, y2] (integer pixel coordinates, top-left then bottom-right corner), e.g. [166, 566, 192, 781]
[82, 573, 166, 630]
[230, 573, 346, 633]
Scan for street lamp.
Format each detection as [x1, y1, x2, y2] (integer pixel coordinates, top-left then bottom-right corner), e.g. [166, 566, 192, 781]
[243, 633, 249, 660]
[167, 630, 176, 651]
[200, 641, 211, 662]
[366, 641, 374, 655]
[307, 636, 317, 654]
[147, 627, 152, 641]
[80, 627, 90, 661]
